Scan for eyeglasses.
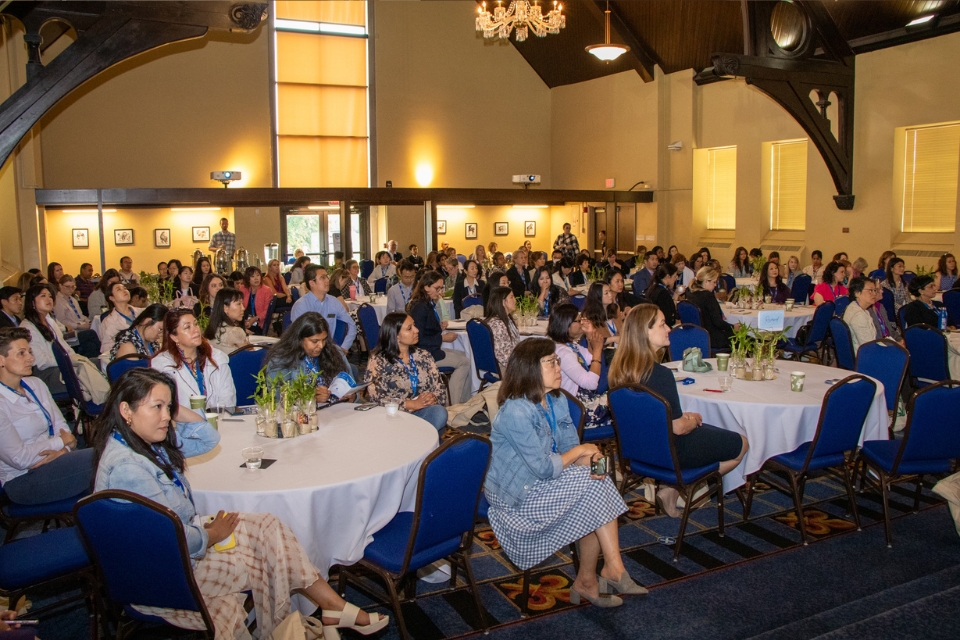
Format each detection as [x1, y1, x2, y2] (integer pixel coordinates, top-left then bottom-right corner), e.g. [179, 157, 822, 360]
[540, 355, 561, 368]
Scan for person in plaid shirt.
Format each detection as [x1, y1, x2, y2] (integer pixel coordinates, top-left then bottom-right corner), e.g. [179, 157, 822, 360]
[208, 217, 236, 256]
[553, 223, 580, 261]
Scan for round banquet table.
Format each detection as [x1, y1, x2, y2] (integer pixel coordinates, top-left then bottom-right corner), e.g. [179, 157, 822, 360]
[187, 404, 439, 579]
[721, 303, 816, 339]
[444, 319, 548, 394]
[348, 295, 454, 324]
[674, 359, 888, 493]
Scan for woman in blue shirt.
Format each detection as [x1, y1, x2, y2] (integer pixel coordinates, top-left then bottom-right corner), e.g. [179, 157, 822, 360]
[263, 312, 351, 404]
[93, 368, 387, 638]
[484, 338, 645, 608]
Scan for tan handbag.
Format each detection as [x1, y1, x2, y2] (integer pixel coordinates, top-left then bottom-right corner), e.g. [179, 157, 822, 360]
[269, 610, 330, 640]
[932, 471, 960, 537]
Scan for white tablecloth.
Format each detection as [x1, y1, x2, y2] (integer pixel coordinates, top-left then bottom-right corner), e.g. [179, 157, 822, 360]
[348, 296, 454, 324]
[722, 304, 817, 339]
[187, 405, 439, 577]
[675, 359, 888, 492]
[443, 319, 548, 394]
[734, 277, 758, 288]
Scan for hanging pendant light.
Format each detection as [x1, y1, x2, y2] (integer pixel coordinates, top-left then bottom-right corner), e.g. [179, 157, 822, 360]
[586, 1, 629, 62]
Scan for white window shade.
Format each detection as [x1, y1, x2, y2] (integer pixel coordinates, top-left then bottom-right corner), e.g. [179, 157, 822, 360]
[901, 123, 960, 233]
[698, 147, 737, 230]
[769, 140, 807, 231]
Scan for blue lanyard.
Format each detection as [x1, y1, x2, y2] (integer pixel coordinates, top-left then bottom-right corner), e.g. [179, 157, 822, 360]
[466, 281, 477, 296]
[2, 380, 54, 436]
[112, 431, 190, 499]
[67, 296, 80, 318]
[399, 353, 419, 396]
[568, 343, 589, 371]
[116, 308, 135, 324]
[181, 352, 205, 396]
[538, 397, 559, 454]
[400, 284, 411, 305]
[606, 320, 617, 336]
[380, 266, 389, 278]
[304, 356, 321, 376]
[431, 302, 441, 324]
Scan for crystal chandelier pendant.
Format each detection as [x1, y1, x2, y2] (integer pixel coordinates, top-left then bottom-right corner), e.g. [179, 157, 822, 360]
[476, 0, 566, 42]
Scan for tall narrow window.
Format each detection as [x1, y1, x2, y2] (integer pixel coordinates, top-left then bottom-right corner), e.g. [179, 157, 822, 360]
[769, 139, 807, 230]
[901, 122, 960, 233]
[694, 146, 737, 230]
[274, 1, 369, 187]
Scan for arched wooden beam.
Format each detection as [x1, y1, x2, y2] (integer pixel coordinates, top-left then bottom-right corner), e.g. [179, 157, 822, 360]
[0, 2, 267, 169]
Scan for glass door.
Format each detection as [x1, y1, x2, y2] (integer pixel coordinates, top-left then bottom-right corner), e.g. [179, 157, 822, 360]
[283, 204, 370, 267]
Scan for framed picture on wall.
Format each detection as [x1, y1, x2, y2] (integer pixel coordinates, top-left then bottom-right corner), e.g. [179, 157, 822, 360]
[437, 220, 447, 234]
[114, 229, 134, 245]
[465, 223, 478, 239]
[155, 228, 171, 248]
[494, 222, 508, 236]
[524, 221, 536, 237]
[192, 226, 210, 242]
[72, 229, 89, 248]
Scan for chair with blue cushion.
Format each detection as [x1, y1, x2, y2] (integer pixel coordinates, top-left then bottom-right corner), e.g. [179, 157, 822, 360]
[608, 385, 725, 561]
[465, 320, 501, 390]
[333, 319, 349, 349]
[743, 375, 876, 545]
[106, 353, 151, 385]
[719, 274, 736, 292]
[856, 339, 909, 437]
[336, 435, 491, 640]
[356, 303, 381, 350]
[880, 288, 896, 327]
[462, 295, 483, 311]
[52, 342, 103, 438]
[860, 381, 960, 547]
[902, 271, 916, 284]
[259, 297, 277, 337]
[829, 318, 856, 370]
[904, 324, 949, 387]
[668, 324, 711, 362]
[943, 289, 960, 328]
[781, 302, 833, 362]
[283, 271, 292, 285]
[0, 484, 88, 543]
[833, 296, 851, 319]
[790, 274, 812, 305]
[75, 490, 217, 638]
[374, 278, 388, 294]
[229, 345, 267, 406]
[0, 526, 95, 631]
[897, 304, 908, 330]
[676, 301, 702, 327]
[360, 260, 375, 280]
[569, 294, 586, 310]
[456, 254, 466, 266]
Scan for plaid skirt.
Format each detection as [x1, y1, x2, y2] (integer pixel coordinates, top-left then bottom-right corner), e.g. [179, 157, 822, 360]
[486, 466, 627, 570]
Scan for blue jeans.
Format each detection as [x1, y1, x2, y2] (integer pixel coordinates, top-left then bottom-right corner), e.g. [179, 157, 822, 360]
[3, 448, 94, 505]
[414, 405, 448, 432]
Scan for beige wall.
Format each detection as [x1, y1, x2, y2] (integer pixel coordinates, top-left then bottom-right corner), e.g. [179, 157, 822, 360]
[374, 0, 552, 189]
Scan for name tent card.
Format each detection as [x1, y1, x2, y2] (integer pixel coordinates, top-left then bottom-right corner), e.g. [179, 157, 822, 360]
[757, 310, 785, 331]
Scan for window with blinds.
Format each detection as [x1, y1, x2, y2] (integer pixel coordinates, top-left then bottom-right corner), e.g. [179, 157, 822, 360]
[769, 139, 807, 230]
[901, 122, 960, 233]
[693, 146, 737, 230]
[274, 1, 369, 188]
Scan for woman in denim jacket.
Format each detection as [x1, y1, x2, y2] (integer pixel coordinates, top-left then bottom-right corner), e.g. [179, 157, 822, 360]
[484, 338, 646, 609]
[93, 368, 388, 639]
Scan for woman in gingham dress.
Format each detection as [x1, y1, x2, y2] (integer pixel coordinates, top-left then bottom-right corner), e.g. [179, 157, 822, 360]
[94, 368, 389, 639]
[484, 339, 647, 608]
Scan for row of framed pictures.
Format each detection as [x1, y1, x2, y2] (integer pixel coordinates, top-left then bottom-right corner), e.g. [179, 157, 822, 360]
[71, 227, 211, 248]
[437, 220, 536, 239]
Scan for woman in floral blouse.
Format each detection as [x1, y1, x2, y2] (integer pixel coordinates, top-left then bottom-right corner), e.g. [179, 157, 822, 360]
[483, 286, 520, 374]
[365, 312, 448, 432]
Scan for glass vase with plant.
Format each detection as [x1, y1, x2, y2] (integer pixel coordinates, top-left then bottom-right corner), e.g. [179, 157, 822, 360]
[253, 370, 282, 437]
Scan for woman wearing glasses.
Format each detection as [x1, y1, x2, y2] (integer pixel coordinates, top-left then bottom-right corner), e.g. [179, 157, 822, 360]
[484, 338, 645, 608]
[843, 277, 901, 353]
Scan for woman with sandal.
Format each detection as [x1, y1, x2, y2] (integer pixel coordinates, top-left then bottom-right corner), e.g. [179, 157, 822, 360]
[93, 368, 388, 638]
[484, 338, 647, 608]
[608, 304, 749, 518]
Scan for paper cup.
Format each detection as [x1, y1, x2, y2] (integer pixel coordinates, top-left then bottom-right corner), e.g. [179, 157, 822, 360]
[190, 395, 207, 411]
[785, 298, 795, 311]
[716, 353, 730, 371]
[790, 371, 806, 392]
[205, 412, 219, 430]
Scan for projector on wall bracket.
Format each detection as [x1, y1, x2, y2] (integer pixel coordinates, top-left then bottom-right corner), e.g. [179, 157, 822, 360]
[512, 174, 541, 189]
[211, 171, 241, 187]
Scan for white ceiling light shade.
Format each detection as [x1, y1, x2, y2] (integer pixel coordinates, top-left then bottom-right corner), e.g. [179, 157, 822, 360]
[586, 2, 629, 62]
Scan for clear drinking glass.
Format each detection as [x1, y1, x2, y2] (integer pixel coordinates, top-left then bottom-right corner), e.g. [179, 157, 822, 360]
[242, 446, 263, 469]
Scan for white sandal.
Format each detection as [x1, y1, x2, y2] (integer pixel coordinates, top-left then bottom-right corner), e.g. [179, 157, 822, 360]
[321, 602, 389, 636]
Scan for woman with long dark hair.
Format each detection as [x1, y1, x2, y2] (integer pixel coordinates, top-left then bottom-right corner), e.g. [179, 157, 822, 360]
[263, 312, 349, 404]
[606, 269, 642, 311]
[582, 281, 618, 346]
[812, 261, 848, 306]
[645, 262, 680, 326]
[484, 338, 643, 606]
[192, 256, 213, 286]
[87, 268, 120, 317]
[240, 266, 271, 331]
[481, 270, 509, 309]
[484, 286, 519, 373]
[289, 256, 311, 286]
[99, 281, 142, 360]
[196, 273, 227, 316]
[21, 284, 74, 395]
[760, 261, 791, 304]
[609, 304, 748, 517]
[548, 304, 610, 431]
[46, 262, 63, 286]
[364, 312, 448, 431]
[109, 304, 167, 362]
[204, 289, 250, 354]
[935, 253, 958, 292]
[407, 271, 471, 404]
[93, 368, 387, 638]
[531, 266, 567, 318]
[729, 246, 751, 278]
[151, 309, 235, 409]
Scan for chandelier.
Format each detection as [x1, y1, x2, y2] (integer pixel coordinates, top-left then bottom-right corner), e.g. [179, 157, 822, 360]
[586, 1, 630, 62]
[476, 1, 566, 43]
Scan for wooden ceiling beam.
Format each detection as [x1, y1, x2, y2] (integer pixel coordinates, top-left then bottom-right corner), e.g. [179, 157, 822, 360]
[583, 0, 656, 82]
[830, 12, 960, 55]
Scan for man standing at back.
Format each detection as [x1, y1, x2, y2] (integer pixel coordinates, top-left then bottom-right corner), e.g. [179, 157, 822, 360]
[553, 222, 580, 262]
[208, 217, 236, 257]
[290, 264, 357, 354]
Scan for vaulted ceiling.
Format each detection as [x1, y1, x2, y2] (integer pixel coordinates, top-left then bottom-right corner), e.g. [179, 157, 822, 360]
[497, 0, 960, 88]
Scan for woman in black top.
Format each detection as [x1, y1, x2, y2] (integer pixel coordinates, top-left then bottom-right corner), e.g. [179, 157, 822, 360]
[608, 304, 748, 517]
[482, 271, 510, 310]
[605, 270, 643, 311]
[530, 266, 567, 318]
[759, 261, 791, 304]
[452, 260, 485, 319]
[902, 275, 941, 329]
[645, 262, 680, 327]
[684, 266, 736, 353]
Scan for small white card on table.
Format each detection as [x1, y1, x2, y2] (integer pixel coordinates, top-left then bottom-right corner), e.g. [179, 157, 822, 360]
[757, 310, 785, 331]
